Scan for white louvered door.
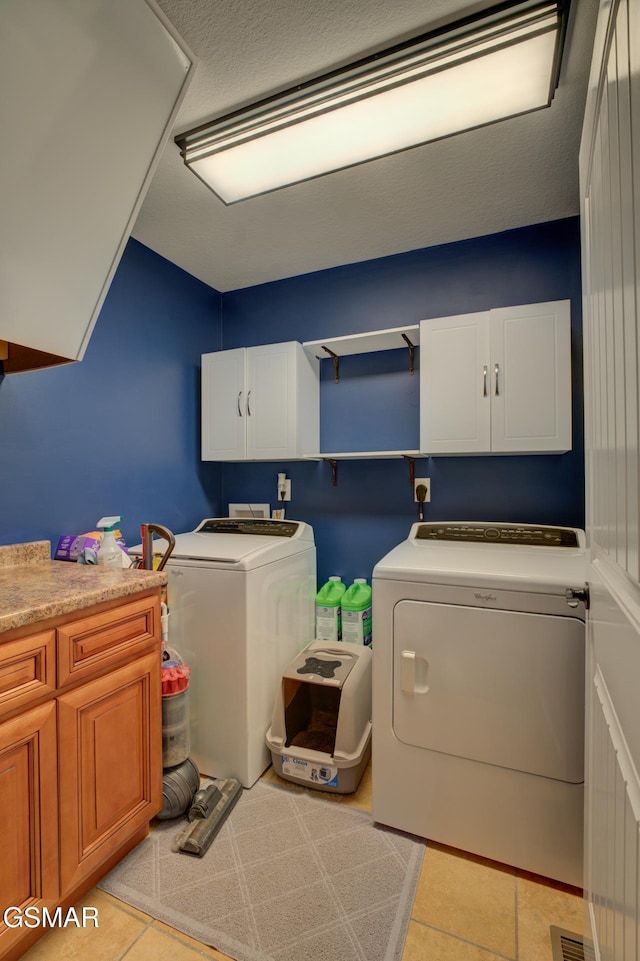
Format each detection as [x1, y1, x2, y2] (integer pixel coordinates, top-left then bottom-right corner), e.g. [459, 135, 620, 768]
[580, 0, 640, 956]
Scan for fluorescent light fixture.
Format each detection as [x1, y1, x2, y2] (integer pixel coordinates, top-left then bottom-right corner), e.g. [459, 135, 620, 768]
[175, 0, 569, 204]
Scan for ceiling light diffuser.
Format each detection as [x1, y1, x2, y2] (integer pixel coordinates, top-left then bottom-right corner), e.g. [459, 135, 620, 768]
[175, 0, 569, 204]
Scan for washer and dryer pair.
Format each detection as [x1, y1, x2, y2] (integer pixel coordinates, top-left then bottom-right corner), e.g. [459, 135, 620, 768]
[156, 515, 586, 884]
[372, 521, 587, 887]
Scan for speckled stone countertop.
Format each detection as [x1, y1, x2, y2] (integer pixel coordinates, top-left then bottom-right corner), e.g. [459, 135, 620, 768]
[0, 541, 168, 634]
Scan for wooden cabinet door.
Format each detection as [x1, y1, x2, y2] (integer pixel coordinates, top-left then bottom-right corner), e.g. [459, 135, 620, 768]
[0, 702, 58, 957]
[246, 342, 299, 460]
[420, 313, 491, 454]
[201, 348, 246, 460]
[58, 652, 161, 893]
[490, 300, 572, 453]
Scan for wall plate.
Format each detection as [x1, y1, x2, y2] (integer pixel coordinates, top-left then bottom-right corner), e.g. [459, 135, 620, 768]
[414, 478, 431, 502]
[228, 503, 270, 518]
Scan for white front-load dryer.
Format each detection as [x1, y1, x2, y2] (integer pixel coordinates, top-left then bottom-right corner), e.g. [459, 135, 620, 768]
[147, 517, 316, 788]
[372, 521, 587, 886]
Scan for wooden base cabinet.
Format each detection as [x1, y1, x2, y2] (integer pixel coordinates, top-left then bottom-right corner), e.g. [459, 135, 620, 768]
[58, 651, 162, 893]
[0, 590, 162, 961]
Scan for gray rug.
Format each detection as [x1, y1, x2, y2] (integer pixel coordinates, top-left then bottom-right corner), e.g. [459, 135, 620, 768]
[98, 780, 425, 961]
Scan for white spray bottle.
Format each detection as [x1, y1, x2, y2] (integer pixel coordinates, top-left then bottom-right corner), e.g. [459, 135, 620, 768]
[97, 516, 123, 568]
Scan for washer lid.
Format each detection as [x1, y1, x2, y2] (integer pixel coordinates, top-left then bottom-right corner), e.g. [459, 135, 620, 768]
[373, 521, 588, 593]
[132, 517, 314, 569]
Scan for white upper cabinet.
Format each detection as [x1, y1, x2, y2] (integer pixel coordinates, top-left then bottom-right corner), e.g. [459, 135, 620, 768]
[0, 0, 194, 373]
[202, 342, 319, 461]
[420, 301, 572, 455]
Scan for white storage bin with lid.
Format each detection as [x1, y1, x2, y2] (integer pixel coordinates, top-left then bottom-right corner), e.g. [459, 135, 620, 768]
[266, 639, 372, 793]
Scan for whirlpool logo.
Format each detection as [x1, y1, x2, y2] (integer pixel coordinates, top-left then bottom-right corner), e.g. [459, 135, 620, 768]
[474, 591, 497, 602]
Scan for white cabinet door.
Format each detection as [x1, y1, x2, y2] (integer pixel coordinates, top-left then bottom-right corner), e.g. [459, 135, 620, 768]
[420, 300, 571, 454]
[202, 342, 319, 461]
[490, 301, 572, 453]
[0, 0, 194, 372]
[246, 343, 298, 460]
[420, 312, 491, 454]
[202, 349, 246, 460]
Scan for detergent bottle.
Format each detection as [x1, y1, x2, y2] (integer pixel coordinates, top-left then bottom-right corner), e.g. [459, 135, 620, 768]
[315, 576, 346, 641]
[97, 516, 124, 568]
[341, 578, 373, 646]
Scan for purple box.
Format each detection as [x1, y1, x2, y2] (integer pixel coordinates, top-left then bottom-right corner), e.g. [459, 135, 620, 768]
[54, 531, 127, 562]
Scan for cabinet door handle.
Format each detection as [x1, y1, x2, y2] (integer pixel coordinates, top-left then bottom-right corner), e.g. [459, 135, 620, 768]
[494, 363, 500, 396]
[237, 391, 243, 416]
[483, 365, 488, 397]
[247, 390, 252, 416]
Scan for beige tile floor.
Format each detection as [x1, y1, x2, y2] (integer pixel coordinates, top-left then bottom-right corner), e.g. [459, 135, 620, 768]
[22, 763, 584, 961]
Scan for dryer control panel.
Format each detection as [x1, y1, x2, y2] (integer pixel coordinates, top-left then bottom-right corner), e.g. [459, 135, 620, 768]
[415, 522, 580, 548]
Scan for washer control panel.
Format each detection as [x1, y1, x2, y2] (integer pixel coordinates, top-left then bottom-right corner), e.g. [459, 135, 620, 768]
[196, 518, 299, 537]
[415, 522, 579, 547]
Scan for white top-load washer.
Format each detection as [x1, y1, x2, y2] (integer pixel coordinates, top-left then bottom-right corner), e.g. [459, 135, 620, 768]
[154, 517, 316, 788]
[372, 521, 587, 886]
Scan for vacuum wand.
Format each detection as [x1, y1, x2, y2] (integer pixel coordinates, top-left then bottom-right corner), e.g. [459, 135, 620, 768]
[139, 523, 176, 571]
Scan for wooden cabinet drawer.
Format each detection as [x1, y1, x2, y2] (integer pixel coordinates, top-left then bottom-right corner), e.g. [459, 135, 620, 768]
[0, 630, 56, 719]
[57, 595, 159, 687]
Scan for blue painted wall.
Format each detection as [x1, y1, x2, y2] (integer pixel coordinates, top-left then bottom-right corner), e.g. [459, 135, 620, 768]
[0, 218, 584, 591]
[0, 239, 223, 551]
[220, 217, 584, 586]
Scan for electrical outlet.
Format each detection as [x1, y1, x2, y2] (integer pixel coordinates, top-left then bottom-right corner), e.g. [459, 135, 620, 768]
[414, 478, 431, 502]
[276, 475, 291, 502]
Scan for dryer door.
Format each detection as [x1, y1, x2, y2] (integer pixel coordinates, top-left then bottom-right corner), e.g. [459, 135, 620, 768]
[393, 600, 584, 783]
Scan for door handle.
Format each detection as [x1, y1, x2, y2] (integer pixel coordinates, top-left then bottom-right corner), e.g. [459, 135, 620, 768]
[494, 363, 500, 396]
[400, 651, 429, 694]
[247, 389, 252, 416]
[237, 391, 243, 416]
[483, 365, 488, 397]
[565, 583, 590, 610]
[401, 650, 415, 693]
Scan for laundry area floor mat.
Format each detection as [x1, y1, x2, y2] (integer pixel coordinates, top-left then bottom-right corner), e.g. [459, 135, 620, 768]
[98, 779, 425, 961]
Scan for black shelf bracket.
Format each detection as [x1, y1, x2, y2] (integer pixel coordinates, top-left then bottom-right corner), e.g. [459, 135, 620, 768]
[401, 333, 415, 374]
[322, 458, 339, 486]
[402, 455, 416, 488]
[322, 346, 340, 383]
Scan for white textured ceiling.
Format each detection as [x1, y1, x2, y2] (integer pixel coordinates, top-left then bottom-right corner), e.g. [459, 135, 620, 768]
[132, 0, 598, 293]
